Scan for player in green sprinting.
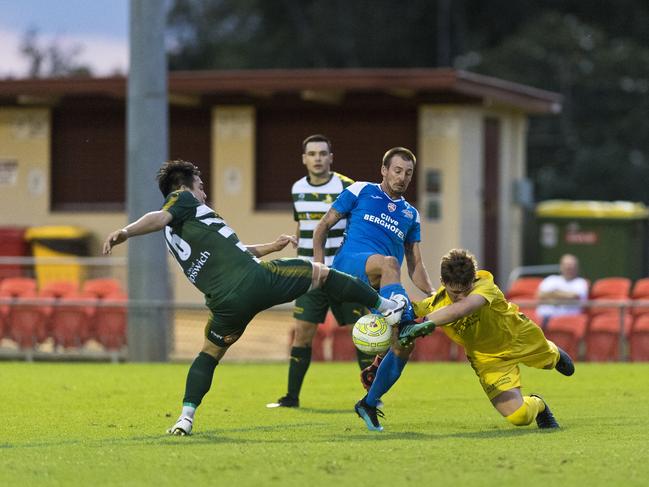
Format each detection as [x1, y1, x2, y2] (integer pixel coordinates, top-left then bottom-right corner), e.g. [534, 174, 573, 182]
[102, 159, 406, 436]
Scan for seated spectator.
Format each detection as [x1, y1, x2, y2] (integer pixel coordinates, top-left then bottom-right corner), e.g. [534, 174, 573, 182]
[537, 254, 589, 325]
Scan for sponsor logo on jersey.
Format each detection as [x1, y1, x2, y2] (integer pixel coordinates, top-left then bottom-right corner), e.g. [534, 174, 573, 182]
[362, 212, 405, 240]
[387, 202, 397, 212]
[371, 195, 382, 199]
[402, 209, 414, 219]
[299, 193, 305, 200]
[186, 250, 211, 283]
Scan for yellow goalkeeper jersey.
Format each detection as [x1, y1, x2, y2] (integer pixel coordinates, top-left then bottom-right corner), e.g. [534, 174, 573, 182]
[413, 270, 529, 354]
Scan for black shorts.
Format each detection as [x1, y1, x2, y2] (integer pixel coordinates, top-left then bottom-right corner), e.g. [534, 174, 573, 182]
[294, 287, 366, 326]
[205, 258, 312, 347]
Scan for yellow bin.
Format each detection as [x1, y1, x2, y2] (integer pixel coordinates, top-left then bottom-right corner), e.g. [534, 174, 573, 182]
[25, 226, 91, 288]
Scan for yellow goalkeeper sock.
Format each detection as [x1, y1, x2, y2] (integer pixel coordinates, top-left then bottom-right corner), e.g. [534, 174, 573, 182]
[505, 395, 544, 426]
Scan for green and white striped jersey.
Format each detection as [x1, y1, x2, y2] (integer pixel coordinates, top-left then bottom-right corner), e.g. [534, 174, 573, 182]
[291, 171, 354, 265]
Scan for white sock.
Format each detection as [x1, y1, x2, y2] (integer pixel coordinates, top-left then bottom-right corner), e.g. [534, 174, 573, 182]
[376, 296, 396, 313]
[181, 405, 196, 419]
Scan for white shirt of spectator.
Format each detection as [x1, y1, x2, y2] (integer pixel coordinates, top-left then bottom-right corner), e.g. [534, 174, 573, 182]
[536, 275, 589, 318]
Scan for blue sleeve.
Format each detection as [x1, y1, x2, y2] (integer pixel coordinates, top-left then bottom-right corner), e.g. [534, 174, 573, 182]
[332, 188, 357, 216]
[405, 209, 421, 244]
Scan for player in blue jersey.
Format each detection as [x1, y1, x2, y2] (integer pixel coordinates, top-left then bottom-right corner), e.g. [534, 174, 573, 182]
[313, 147, 434, 403]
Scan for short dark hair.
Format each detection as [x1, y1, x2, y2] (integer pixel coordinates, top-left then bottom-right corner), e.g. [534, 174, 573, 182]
[440, 249, 478, 289]
[382, 147, 416, 168]
[302, 134, 332, 153]
[156, 160, 201, 197]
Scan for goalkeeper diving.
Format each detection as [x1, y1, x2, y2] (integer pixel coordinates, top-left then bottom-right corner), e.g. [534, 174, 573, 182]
[355, 248, 575, 432]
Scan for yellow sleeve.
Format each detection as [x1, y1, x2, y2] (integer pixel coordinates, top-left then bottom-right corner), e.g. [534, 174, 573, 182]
[471, 270, 500, 304]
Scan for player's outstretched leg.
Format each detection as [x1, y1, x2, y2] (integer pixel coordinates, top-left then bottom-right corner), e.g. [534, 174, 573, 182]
[555, 347, 575, 376]
[530, 394, 560, 429]
[379, 283, 415, 323]
[355, 397, 384, 432]
[381, 295, 407, 326]
[318, 267, 405, 325]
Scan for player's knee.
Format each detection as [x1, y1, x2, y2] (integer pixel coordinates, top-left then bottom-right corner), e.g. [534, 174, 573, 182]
[293, 321, 317, 345]
[382, 256, 400, 272]
[201, 338, 227, 361]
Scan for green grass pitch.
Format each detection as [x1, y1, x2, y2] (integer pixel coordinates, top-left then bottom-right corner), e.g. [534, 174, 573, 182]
[1, 361, 648, 486]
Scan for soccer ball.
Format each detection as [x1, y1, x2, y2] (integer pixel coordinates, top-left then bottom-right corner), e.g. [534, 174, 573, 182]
[352, 313, 392, 354]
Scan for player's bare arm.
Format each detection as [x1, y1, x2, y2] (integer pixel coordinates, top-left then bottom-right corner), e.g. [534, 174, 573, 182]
[538, 289, 581, 301]
[102, 210, 173, 254]
[312, 207, 343, 263]
[424, 294, 487, 326]
[404, 242, 435, 295]
[246, 234, 298, 257]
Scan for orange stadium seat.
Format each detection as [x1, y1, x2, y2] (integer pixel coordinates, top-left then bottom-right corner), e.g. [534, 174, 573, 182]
[585, 312, 632, 362]
[4, 289, 51, 351]
[543, 314, 588, 361]
[39, 280, 80, 338]
[82, 278, 124, 299]
[40, 280, 78, 299]
[506, 277, 543, 300]
[630, 278, 649, 318]
[591, 277, 632, 298]
[629, 314, 649, 362]
[588, 277, 631, 318]
[506, 277, 543, 317]
[410, 327, 452, 361]
[0, 277, 40, 344]
[0, 277, 37, 296]
[93, 292, 127, 352]
[48, 292, 95, 349]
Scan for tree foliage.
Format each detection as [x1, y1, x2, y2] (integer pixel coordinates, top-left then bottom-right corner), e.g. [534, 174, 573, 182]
[466, 12, 649, 202]
[165, 0, 649, 202]
[20, 28, 92, 78]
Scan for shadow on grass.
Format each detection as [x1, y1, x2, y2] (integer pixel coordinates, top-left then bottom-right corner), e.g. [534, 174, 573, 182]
[0, 420, 565, 450]
[298, 407, 350, 414]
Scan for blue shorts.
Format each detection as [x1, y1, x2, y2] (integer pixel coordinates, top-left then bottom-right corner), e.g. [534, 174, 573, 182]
[332, 251, 373, 284]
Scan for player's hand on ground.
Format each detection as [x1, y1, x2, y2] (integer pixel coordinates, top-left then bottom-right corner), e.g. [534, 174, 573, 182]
[272, 234, 298, 252]
[103, 229, 128, 255]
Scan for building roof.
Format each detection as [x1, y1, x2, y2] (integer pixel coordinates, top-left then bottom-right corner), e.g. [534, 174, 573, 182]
[0, 68, 561, 114]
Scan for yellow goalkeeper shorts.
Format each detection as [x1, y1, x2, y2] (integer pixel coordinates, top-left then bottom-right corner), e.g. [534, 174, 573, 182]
[465, 320, 560, 400]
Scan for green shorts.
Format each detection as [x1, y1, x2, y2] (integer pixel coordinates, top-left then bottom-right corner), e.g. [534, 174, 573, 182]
[204, 258, 312, 347]
[294, 287, 366, 326]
